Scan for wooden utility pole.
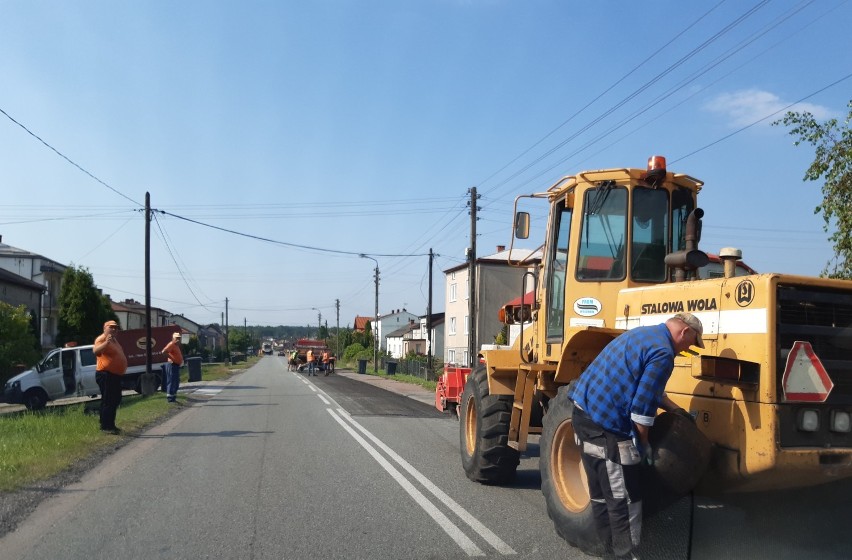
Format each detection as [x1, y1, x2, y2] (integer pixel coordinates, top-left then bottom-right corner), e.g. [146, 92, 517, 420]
[335, 298, 340, 358]
[142, 192, 154, 395]
[468, 187, 479, 367]
[427, 248, 433, 374]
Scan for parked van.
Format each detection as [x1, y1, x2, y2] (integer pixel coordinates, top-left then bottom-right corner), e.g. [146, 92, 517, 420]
[2, 326, 181, 410]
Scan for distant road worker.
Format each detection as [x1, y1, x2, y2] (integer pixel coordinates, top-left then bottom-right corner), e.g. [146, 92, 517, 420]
[322, 351, 330, 375]
[307, 349, 315, 376]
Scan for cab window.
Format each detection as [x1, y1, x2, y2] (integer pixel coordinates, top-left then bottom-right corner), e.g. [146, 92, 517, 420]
[546, 202, 573, 339]
[631, 187, 669, 282]
[577, 183, 627, 281]
[80, 348, 96, 367]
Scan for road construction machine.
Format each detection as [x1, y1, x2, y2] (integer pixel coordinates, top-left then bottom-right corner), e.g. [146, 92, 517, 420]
[459, 156, 852, 552]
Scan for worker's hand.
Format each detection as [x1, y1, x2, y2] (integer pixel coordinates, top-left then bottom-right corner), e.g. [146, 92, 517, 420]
[633, 438, 654, 467]
[671, 407, 695, 423]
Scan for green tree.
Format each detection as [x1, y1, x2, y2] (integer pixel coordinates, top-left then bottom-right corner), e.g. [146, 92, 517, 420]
[0, 302, 42, 384]
[775, 101, 852, 278]
[229, 329, 249, 352]
[56, 265, 117, 345]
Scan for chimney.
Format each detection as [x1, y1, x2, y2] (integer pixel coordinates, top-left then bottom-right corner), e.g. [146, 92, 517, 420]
[497, 245, 506, 252]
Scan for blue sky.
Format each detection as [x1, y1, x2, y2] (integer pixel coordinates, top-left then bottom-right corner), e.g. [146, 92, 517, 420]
[2, 1, 850, 328]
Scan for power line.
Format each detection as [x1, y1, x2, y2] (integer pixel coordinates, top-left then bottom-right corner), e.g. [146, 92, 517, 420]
[479, 1, 770, 206]
[672, 71, 852, 163]
[0, 106, 141, 206]
[157, 209, 429, 258]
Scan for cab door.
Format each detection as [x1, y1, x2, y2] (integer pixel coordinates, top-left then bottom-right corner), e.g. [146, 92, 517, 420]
[39, 350, 64, 399]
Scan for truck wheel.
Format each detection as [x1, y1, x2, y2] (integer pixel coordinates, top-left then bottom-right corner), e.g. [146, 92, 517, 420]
[540, 386, 603, 556]
[24, 388, 48, 411]
[460, 366, 519, 484]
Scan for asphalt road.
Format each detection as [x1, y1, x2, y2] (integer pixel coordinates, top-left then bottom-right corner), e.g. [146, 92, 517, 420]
[4, 356, 852, 559]
[0, 356, 579, 560]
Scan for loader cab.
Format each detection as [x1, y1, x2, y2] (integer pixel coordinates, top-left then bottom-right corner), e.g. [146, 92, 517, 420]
[515, 156, 705, 346]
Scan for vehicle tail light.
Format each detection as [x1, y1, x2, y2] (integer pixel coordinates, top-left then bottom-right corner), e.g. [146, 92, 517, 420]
[798, 409, 820, 432]
[830, 410, 851, 433]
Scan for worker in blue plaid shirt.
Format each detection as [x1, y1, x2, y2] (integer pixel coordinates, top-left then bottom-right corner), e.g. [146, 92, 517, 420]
[567, 313, 703, 560]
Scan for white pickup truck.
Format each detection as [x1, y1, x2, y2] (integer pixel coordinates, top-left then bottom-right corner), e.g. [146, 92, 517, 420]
[2, 326, 180, 410]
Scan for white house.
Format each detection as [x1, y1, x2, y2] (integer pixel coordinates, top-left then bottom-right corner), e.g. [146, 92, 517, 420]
[376, 308, 419, 352]
[0, 239, 67, 349]
[444, 246, 541, 367]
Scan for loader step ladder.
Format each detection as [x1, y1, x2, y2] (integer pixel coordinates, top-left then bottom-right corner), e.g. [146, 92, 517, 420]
[508, 363, 556, 452]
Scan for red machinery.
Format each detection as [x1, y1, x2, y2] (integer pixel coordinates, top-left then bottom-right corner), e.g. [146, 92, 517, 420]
[435, 365, 471, 417]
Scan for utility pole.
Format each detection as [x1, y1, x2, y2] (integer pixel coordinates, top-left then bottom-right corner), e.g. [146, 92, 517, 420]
[467, 187, 480, 367]
[360, 254, 380, 373]
[335, 298, 340, 358]
[225, 297, 230, 365]
[317, 310, 321, 335]
[427, 248, 433, 374]
[142, 192, 154, 395]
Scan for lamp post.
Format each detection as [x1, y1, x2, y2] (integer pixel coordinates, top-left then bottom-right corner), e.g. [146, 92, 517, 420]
[359, 254, 379, 373]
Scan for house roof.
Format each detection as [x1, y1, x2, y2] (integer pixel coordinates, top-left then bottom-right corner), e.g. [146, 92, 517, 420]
[443, 247, 542, 274]
[0, 267, 45, 291]
[353, 316, 371, 331]
[386, 323, 417, 338]
[0, 242, 66, 271]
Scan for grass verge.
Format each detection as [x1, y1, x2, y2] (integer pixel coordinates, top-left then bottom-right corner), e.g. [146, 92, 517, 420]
[0, 356, 259, 493]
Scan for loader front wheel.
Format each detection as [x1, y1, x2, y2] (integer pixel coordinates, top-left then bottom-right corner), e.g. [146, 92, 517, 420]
[540, 385, 603, 556]
[460, 366, 519, 484]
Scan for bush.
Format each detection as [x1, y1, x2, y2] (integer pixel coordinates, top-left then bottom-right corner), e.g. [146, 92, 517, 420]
[0, 303, 41, 386]
[342, 343, 366, 362]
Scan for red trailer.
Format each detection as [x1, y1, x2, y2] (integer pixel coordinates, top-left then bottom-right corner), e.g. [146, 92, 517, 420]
[435, 365, 471, 417]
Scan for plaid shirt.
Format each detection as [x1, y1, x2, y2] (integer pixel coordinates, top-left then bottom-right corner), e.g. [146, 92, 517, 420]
[567, 323, 675, 437]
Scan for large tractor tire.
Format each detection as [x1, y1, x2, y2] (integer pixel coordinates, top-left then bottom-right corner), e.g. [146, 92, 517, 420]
[540, 385, 604, 556]
[460, 366, 520, 484]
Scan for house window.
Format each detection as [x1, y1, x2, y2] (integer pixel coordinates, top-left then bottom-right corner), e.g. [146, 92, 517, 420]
[450, 283, 457, 302]
[463, 350, 470, 367]
[448, 349, 456, 364]
[449, 317, 457, 335]
[464, 315, 469, 335]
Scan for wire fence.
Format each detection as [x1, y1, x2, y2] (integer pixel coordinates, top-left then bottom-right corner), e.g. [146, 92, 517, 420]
[381, 357, 444, 381]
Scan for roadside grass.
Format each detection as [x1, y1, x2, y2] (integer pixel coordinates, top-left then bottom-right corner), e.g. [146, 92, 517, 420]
[0, 356, 259, 493]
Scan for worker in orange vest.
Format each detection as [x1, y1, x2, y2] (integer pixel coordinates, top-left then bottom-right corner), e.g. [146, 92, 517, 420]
[322, 351, 330, 375]
[306, 349, 315, 376]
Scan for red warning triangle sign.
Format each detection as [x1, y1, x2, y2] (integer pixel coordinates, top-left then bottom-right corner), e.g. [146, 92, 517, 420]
[782, 341, 834, 402]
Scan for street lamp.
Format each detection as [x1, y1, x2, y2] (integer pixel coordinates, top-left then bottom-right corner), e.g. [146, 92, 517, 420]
[359, 254, 379, 373]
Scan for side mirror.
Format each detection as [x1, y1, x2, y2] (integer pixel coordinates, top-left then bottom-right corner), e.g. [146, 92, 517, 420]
[515, 211, 530, 240]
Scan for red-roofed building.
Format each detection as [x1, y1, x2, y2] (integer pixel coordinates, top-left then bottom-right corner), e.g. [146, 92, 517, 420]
[353, 315, 372, 333]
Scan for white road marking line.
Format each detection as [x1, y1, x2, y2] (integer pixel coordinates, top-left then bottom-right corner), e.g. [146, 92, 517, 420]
[327, 408, 485, 557]
[337, 408, 516, 555]
[317, 394, 331, 405]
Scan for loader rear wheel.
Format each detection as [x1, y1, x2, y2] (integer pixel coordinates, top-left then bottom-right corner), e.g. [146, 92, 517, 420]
[540, 385, 603, 556]
[460, 366, 519, 484]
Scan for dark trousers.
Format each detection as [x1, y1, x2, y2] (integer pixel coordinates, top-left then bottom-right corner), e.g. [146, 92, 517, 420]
[96, 371, 123, 430]
[572, 406, 643, 557]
